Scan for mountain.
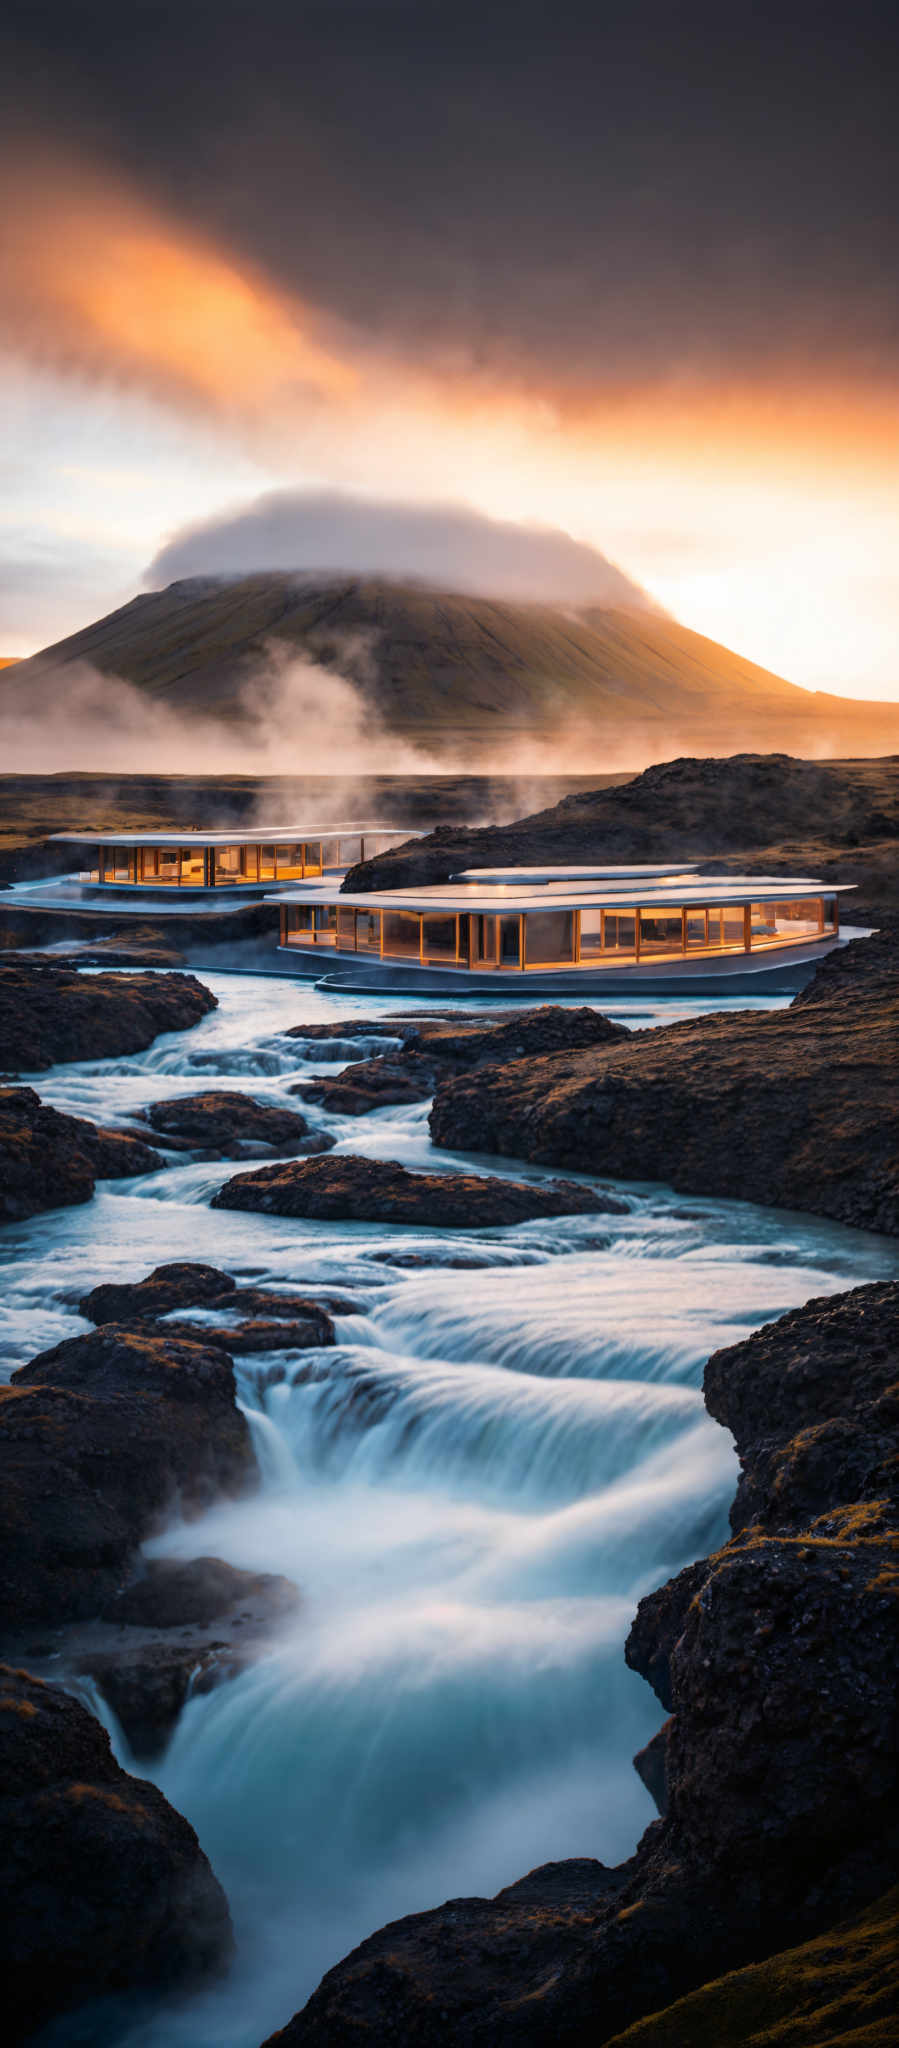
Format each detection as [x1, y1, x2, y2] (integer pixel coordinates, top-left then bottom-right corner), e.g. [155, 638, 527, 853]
[6, 573, 898, 762]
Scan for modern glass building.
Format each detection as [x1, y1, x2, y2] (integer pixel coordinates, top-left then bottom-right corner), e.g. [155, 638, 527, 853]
[48, 827, 415, 891]
[268, 862, 850, 992]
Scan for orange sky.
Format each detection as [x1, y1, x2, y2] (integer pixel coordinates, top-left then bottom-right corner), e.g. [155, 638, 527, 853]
[2, 149, 897, 696]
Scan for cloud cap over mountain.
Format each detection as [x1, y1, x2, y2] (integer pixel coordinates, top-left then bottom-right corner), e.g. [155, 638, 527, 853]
[147, 492, 655, 611]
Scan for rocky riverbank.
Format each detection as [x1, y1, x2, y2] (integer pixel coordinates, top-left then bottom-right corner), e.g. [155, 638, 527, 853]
[0, 956, 216, 1070]
[260, 1278, 899, 2046]
[428, 931, 898, 1235]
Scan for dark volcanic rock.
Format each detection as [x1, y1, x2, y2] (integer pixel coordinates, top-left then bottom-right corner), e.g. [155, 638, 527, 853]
[0, 1085, 163, 1219]
[259, 1281, 899, 2048]
[0, 956, 216, 1071]
[145, 1089, 333, 1158]
[702, 1281, 899, 1536]
[66, 1558, 302, 1757]
[80, 1260, 239, 1323]
[211, 1150, 626, 1227]
[1, 1326, 255, 1628]
[162, 1313, 335, 1352]
[293, 1006, 627, 1115]
[0, 1663, 232, 2043]
[429, 931, 899, 1235]
[79, 1262, 341, 1347]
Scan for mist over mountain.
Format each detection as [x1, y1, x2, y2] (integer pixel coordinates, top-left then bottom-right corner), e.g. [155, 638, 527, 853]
[147, 492, 656, 612]
[5, 571, 899, 775]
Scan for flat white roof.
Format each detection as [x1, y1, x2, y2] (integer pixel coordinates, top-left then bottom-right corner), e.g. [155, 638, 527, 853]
[457, 863, 700, 882]
[265, 873, 853, 912]
[50, 824, 420, 848]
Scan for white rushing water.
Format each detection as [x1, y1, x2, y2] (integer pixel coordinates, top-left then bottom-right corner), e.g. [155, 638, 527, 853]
[4, 972, 895, 2048]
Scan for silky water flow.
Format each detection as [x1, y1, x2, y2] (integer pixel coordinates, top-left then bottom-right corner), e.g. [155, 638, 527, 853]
[2, 973, 894, 2047]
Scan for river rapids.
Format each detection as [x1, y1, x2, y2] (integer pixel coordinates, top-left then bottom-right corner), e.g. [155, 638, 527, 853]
[2, 973, 893, 2047]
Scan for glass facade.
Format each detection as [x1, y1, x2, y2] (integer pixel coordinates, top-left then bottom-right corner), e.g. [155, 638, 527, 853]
[524, 909, 574, 965]
[279, 893, 838, 968]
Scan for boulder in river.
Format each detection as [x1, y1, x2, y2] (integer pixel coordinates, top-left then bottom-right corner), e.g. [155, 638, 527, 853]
[144, 1089, 334, 1158]
[65, 1557, 302, 1758]
[429, 931, 899, 1235]
[1, 1325, 256, 1628]
[0, 1662, 232, 2043]
[78, 1260, 344, 1344]
[258, 1279, 899, 2047]
[211, 1151, 627, 1227]
[0, 956, 216, 1071]
[0, 1085, 163, 1220]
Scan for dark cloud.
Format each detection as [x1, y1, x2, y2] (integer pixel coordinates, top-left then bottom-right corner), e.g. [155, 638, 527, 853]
[2, 1, 898, 396]
[146, 489, 655, 609]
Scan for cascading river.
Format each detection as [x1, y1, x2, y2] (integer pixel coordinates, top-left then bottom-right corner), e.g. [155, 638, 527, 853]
[4, 971, 895, 2048]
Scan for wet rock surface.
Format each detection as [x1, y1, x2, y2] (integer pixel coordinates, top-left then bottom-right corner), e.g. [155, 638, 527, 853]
[211, 1150, 627, 1227]
[260, 1279, 899, 2048]
[0, 956, 216, 1071]
[49, 1559, 302, 1759]
[143, 1088, 334, 1158]
[0, 1085, 163, 1219]
[1, 1325, 256, 1628]
[78, 1259, 344, 1347]
[0, 1662, 233, 2044]
[292, 1005, 627, 1114]
[429, 932, 899, 1234]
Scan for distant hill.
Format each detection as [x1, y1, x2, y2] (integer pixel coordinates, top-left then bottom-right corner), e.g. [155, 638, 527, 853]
[5, 573, 898, 762]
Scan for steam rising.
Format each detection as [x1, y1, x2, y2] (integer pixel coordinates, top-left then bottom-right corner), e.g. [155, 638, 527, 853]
[0, 642, 441, 779]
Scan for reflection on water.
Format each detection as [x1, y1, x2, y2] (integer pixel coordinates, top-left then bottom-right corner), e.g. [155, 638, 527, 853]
[4, 973, 895, 2047]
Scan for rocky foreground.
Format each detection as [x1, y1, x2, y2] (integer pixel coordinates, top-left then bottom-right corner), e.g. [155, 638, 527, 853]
[1, 1663, 233, 2042]
[211, 1150, 627, 1227]
[0, 956, 216, 1071]
[428, 931, 898, 1235]
[261, 1280, 899, 2047]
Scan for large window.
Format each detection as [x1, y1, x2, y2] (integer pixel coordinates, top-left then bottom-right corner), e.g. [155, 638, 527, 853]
[382, 911, 421, 959]
[750, 899, 824, 945]
[336, 907, 357, 950]
[469, 913, 497, 967]
[304, 842, 323, 878]
[600, 911, 636, 955]
[283, 905, 314, 945]
[499, 915, 522, 967]
[313, 905, 338, 944]
[524, 910, 574, 966]
[355, 909, 382, 953]
[102, 846, 135, 883]
[707, 907, 746, 949]
[275, 844, 305, 879]
[156, 847, 179, 884]
[422, 914, 458, 963]
[214, 846, 241, 884]
[179, 847, 205, 886]
[640, 912, 684, 954]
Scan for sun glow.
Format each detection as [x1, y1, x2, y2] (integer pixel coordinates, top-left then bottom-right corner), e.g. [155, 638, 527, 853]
[2, 143, 898, 695]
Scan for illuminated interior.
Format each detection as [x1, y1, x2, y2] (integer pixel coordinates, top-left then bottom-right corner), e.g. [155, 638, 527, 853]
[54, 828, 413, 887]
[277, 886, 841, 968]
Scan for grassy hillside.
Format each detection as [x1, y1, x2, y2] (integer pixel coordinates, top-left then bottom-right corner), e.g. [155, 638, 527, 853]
[6, 574, 898, 761]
